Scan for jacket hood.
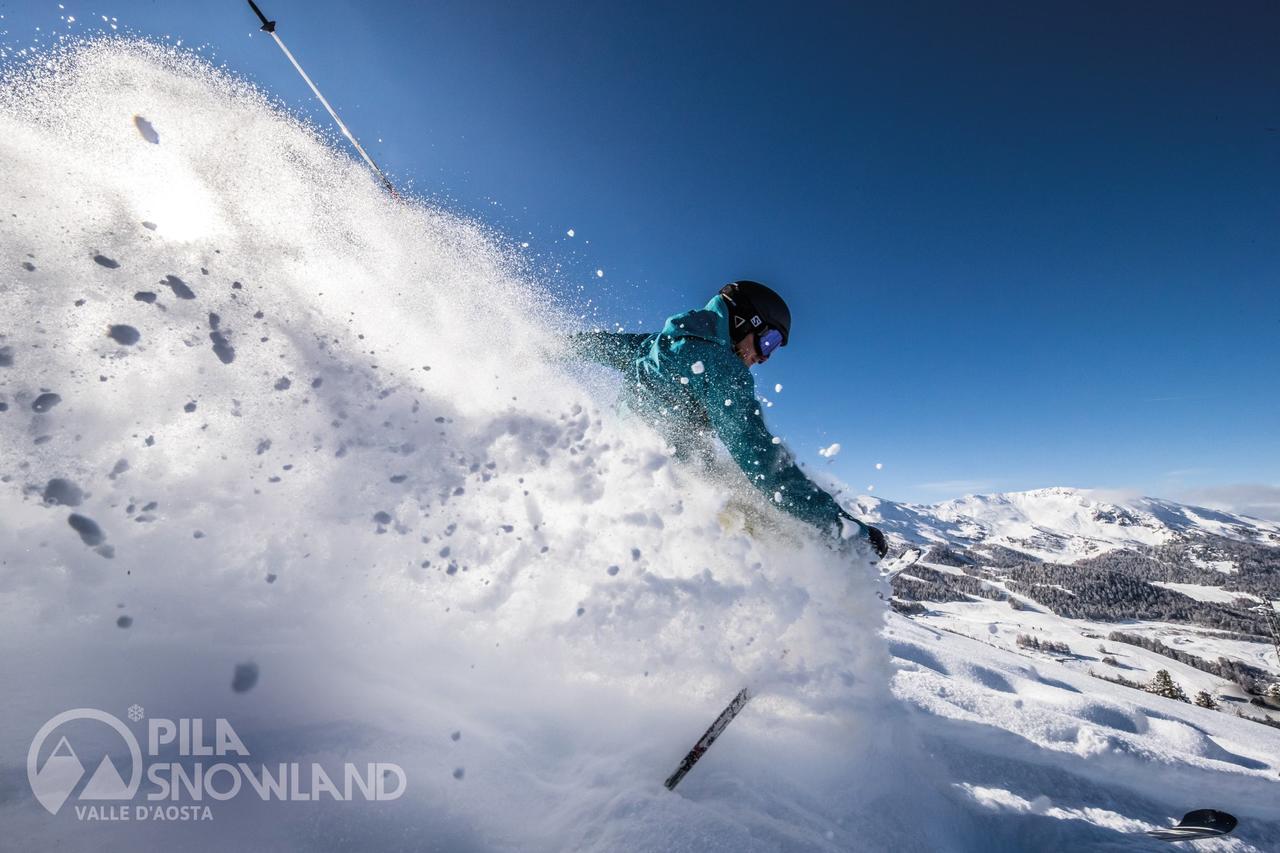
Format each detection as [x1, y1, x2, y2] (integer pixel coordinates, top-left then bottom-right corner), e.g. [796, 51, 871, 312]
[658, 295, 732, 347]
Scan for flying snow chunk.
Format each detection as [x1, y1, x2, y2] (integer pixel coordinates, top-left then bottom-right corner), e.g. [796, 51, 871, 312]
[43, 478, 84, 507]
[595, 269, 603, 278]
[133, 115, 159, 144]
[691, 361, 704, 375]
[818, 443, 841, 459]
[32, 392, 61, 413]
[210, 331, 236, 364]
[775, 383, 783, 393]
[164, 275, 195, 299]
[566, 229, 575, 237]
[875, 462, 883, 470]
[68, 513, 105, 546]
[107, 325, 140, 345]
[231, 662, 259, 693]
[771, 436, 781, 445]
[867, 485, 875, 492]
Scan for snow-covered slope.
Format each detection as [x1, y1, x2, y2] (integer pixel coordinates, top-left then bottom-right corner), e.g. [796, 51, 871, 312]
[2, 40, 1278, 852]
[888, 611, 1280, 850]
[853, 487, 1280, 563]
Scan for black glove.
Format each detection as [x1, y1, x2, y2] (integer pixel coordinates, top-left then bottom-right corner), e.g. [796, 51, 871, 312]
[867, 525, 888, 559]
[837, 510, 888, 560]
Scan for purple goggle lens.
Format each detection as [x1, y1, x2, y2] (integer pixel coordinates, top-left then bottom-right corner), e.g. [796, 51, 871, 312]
[757, 328, 784, 359]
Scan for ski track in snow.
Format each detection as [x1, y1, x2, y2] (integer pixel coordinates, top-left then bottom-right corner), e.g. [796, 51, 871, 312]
[1, 40, 1278, 852]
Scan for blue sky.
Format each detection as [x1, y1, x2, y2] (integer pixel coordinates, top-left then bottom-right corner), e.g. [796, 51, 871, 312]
[5, 1, 1278, 513]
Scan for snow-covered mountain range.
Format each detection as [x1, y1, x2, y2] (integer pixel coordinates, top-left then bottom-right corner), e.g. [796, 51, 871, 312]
[854, 487, 1280, 692]
[852, 487, 1280, 564]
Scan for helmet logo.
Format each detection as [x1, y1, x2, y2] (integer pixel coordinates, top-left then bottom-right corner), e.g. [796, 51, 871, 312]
[750, 315, 762, 327]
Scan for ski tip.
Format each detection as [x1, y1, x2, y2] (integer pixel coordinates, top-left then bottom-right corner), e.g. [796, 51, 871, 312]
[1146, 809, 1237, 841]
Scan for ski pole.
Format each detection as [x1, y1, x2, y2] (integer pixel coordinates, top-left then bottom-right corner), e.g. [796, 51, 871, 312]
[245, 0, 398, 196]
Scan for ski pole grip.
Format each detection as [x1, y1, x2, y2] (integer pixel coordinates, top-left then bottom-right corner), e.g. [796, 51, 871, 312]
[246, 0, 277, 32]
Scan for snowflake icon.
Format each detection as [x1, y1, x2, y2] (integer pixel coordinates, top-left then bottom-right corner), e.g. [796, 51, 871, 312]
[127, 704, 145, 722]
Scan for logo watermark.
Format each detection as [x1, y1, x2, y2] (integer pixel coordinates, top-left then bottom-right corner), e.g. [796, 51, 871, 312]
[28, 706, 406, 821]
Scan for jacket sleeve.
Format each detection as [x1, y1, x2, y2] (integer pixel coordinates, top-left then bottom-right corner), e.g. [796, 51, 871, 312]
[566, 332, 652, 372]
[688, 346, 848, 540]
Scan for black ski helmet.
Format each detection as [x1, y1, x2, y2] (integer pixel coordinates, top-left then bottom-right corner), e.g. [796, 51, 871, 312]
[719, 280, 791, 347]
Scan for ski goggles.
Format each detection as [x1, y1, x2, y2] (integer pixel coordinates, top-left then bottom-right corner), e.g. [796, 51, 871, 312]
[756, 327, 784, 360]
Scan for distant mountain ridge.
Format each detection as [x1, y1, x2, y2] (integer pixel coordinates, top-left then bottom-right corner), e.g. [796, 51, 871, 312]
[855, 487, 1280, 642]
[847, 487, 1280, 564]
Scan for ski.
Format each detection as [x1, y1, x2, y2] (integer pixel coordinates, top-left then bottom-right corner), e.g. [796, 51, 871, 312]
[1145, 809, 1237, 841]
[664, 687, 751, 791]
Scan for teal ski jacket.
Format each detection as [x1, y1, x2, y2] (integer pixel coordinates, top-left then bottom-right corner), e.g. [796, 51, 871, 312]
[569, 295, 863, 543]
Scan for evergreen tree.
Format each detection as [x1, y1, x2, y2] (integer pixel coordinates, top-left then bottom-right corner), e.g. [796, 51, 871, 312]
[1146, 669, 1189, 703]
[1193, 690, 1219, 710]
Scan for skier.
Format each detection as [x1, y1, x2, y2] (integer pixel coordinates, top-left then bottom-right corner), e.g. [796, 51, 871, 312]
[569, 280, 888, 559]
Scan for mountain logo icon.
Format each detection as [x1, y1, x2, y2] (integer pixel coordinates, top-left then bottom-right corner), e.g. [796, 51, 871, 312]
[27, 708, 143, 815]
